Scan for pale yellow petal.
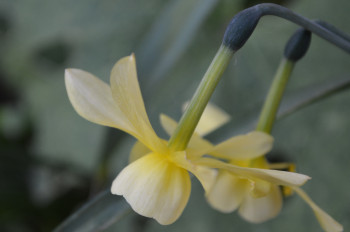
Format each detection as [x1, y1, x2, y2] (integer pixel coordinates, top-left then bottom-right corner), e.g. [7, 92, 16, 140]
[239, 184, 282, 223]
[65, 69, 134, 133]
[293, 187, 343, 232]
[159, 114, 177, 137]
[191, 166, 217, 193]
[195, 158, 310, 187]
[183, 102, 230, 136]
[110, 55, 165, 152]
[209, 131, 274, 160]
[111, 153, 191, 225]
[169, 151, 216, 193]
[206, 170, 248, 213]
[188, 166, 217, 194]
[187, 135, 214, 157]
[160, 114, 213, 157]
[129, 141, 151, 163]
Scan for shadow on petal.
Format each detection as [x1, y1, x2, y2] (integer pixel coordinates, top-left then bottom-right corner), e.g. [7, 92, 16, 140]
[206, 170, 248, 213]
[239, 185, 282, 223]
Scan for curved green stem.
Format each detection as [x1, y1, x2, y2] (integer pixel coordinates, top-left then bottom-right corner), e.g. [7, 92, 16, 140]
[168, 45, 234, 151]
[223, 3, 350, 53]
[256, 3, 350, 53]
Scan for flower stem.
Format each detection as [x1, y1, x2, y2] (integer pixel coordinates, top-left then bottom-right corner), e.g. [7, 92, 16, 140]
[256, 4, 350, 53]
[223, 3, 350, 53]
[256, 59, 294, 134]
[168, 45, 234, 151]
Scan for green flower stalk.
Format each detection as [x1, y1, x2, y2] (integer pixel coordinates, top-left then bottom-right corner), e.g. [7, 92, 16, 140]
[168, 45, 233, 151]
[251, 28, 342, 232]
[170, 3, 350, 152]
[256, 59, 294, 133]
[256, 29, 311, 133]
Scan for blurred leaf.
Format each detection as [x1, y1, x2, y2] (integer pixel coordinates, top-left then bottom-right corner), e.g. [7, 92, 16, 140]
[0, 13, 10, 37]
[0, 0, 170, 171]
[0, 68, 18, 105]
[279, 77, 350, 118]
[35, 40, 71, 67]
[53, 190, 131, 232]
[136, 0, 219, 90]
[209, 76, 350, 141]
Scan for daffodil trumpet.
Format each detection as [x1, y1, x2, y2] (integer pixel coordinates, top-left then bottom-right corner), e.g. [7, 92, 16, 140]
[65, 54, 311, 225]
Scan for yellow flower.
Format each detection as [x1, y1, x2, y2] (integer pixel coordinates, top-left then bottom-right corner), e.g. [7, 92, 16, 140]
[205, 154, 284, 223]
[159, 112, 310, 222]
[205, 150, 342, 232]
[65, 54, 310, 225]
[165, 106, 342, 232]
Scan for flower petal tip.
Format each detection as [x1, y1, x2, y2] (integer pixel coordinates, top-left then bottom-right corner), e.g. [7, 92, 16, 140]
[300, 175, 312, 185]
[110, 181, 121, 196]
[64, 68, 74, 80]
[295, 173, 311, 186]
[64, 68, 88, 83]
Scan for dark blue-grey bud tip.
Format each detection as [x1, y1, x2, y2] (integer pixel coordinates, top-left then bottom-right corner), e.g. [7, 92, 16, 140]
[284, 28, 311, 61]
[223, 6, 262, 51]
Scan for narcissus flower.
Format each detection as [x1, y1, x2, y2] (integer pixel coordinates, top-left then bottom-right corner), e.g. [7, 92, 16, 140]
[167, 106, 342, 232]
[160, 114, 311, 222]
[65, 54, 310, 225]
[205, 154, 342, 232]
[206, 154, 284, 223]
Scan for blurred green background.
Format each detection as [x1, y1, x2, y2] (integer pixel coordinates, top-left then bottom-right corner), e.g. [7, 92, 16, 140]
[0, 0, 349, 231]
